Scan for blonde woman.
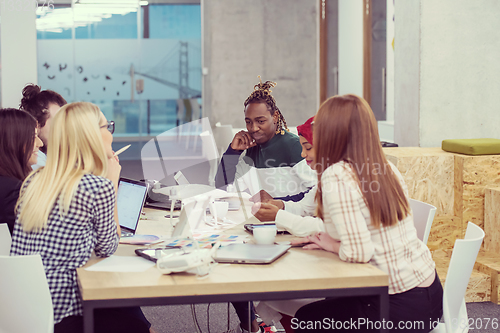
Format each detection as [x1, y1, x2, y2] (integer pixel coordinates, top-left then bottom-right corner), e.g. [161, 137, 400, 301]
[10, 102, 151, 333]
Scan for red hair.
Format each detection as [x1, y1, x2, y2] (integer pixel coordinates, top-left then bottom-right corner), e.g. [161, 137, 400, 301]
[313, 94, 409, 228]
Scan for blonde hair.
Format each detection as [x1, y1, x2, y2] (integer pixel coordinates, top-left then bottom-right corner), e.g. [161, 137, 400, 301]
[17, 102, 109, 232]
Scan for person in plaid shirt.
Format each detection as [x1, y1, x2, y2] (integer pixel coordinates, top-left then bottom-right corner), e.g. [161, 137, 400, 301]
[292, 94, 443, 333]
[11, 102, 152, 333]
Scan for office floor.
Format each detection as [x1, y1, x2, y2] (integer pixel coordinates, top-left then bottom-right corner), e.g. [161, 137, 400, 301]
[121, 162, 500, 332]
[467, 302, 500, 332]
[142, 303, 244, 333]
[140, 302, 500, 332]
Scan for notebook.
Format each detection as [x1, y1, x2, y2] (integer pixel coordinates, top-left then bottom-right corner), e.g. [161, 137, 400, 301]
[116, 178, 149, 237]
[214, 243, 291, 264]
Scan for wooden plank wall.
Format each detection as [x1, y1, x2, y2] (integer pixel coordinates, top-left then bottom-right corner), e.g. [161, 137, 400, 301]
[384, 148, 500, 302]
[484, 187, 500, 253]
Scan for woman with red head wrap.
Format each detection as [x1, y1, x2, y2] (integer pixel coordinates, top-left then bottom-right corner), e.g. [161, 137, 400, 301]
[297, 116, 314, 144]
[251, 116, 327, 237]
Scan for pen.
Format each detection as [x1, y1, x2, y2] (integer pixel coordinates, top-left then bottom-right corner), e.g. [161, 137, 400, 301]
[114, 144, 131, 156]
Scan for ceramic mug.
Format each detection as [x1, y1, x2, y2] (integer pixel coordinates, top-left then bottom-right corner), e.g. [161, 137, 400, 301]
[253, 225, 277, 245]
[213, 201, 229, 220]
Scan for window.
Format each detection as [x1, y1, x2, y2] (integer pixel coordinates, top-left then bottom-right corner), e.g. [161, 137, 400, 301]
[36, 1, 202, 159]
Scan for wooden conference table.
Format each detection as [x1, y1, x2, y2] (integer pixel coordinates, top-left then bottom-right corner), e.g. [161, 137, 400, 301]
[77, 205, 389, 333]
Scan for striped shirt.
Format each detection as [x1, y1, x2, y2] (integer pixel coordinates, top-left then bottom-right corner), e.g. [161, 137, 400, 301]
[10, 174, 119, 323]
[321, 161, 435, 294]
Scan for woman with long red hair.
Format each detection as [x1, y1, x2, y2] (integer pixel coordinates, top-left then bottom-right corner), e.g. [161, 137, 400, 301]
[293, 94, 442, 333]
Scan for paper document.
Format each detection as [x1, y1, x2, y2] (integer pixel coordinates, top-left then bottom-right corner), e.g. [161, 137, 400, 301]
[119, 234, 162, 245]
[161, 234, 248, 249]
[85, 255, 155, 272]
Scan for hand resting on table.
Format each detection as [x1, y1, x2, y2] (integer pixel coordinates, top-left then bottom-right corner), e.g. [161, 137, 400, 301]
[287, 232, 342, 253]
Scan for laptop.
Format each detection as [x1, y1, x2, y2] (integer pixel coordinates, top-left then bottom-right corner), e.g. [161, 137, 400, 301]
[145, 171, 189, 209]
[143, 179, 183, 211]
[116, 178, 149, 237]
[145, 199, 182, 211]
[214, 243, 291, 264]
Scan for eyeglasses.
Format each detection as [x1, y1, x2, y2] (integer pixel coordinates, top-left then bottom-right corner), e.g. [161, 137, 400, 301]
[101, 120, 115, 134]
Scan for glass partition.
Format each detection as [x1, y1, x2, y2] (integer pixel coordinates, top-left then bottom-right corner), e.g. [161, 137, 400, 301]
[36, 1, 202, 161]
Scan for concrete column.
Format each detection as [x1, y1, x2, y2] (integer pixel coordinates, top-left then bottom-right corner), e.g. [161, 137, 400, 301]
[0, 3, 38, 108]
[338, 0, 363, 97]
[393, 0, 420, 147]
[394, 0, 500, 147]
[203, 0, 319, 128]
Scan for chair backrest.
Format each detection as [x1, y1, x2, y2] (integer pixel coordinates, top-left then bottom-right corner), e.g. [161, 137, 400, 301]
[0, 254, 54, 333]
[200, 127, 220, 186]
[213, 123, 234, 157]
[442, 222, 484, 333]
[0, 223, 12, 255]
[409, 198, 436, 244]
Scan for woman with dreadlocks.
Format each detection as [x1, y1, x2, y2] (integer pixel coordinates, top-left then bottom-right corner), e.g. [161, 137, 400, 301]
[215, 77, 316, 202]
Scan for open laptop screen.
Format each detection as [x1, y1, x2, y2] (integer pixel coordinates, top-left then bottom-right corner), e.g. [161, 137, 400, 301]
[116, 178, 149, 234]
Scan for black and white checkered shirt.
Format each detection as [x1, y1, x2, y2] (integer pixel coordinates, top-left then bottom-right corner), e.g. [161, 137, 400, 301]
[10, 174, 119, 324]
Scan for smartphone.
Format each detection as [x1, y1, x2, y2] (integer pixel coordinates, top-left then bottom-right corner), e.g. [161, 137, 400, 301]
[135, 246, 183, 263]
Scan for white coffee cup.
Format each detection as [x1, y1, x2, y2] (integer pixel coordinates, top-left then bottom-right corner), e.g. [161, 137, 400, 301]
[253, 225, 277, 245]
[212, 201, 229, 220]
[220, 197, 241, 211]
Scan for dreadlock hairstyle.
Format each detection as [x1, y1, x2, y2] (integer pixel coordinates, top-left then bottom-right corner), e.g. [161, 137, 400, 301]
[243, 76, 289, 135]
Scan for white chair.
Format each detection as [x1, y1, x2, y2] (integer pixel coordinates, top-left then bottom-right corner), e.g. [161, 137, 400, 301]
[200, 129, 220, 186]
[409, 198, 436, 244]
[0, 254, 54, 333]
[213, 123, 234, 157]
[0, 223, 12, 255]
[430, 222, 485, 333]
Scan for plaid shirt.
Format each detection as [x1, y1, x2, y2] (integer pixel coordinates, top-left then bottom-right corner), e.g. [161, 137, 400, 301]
[10, 174, 119, 324]
[321, 161, 435, 294]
